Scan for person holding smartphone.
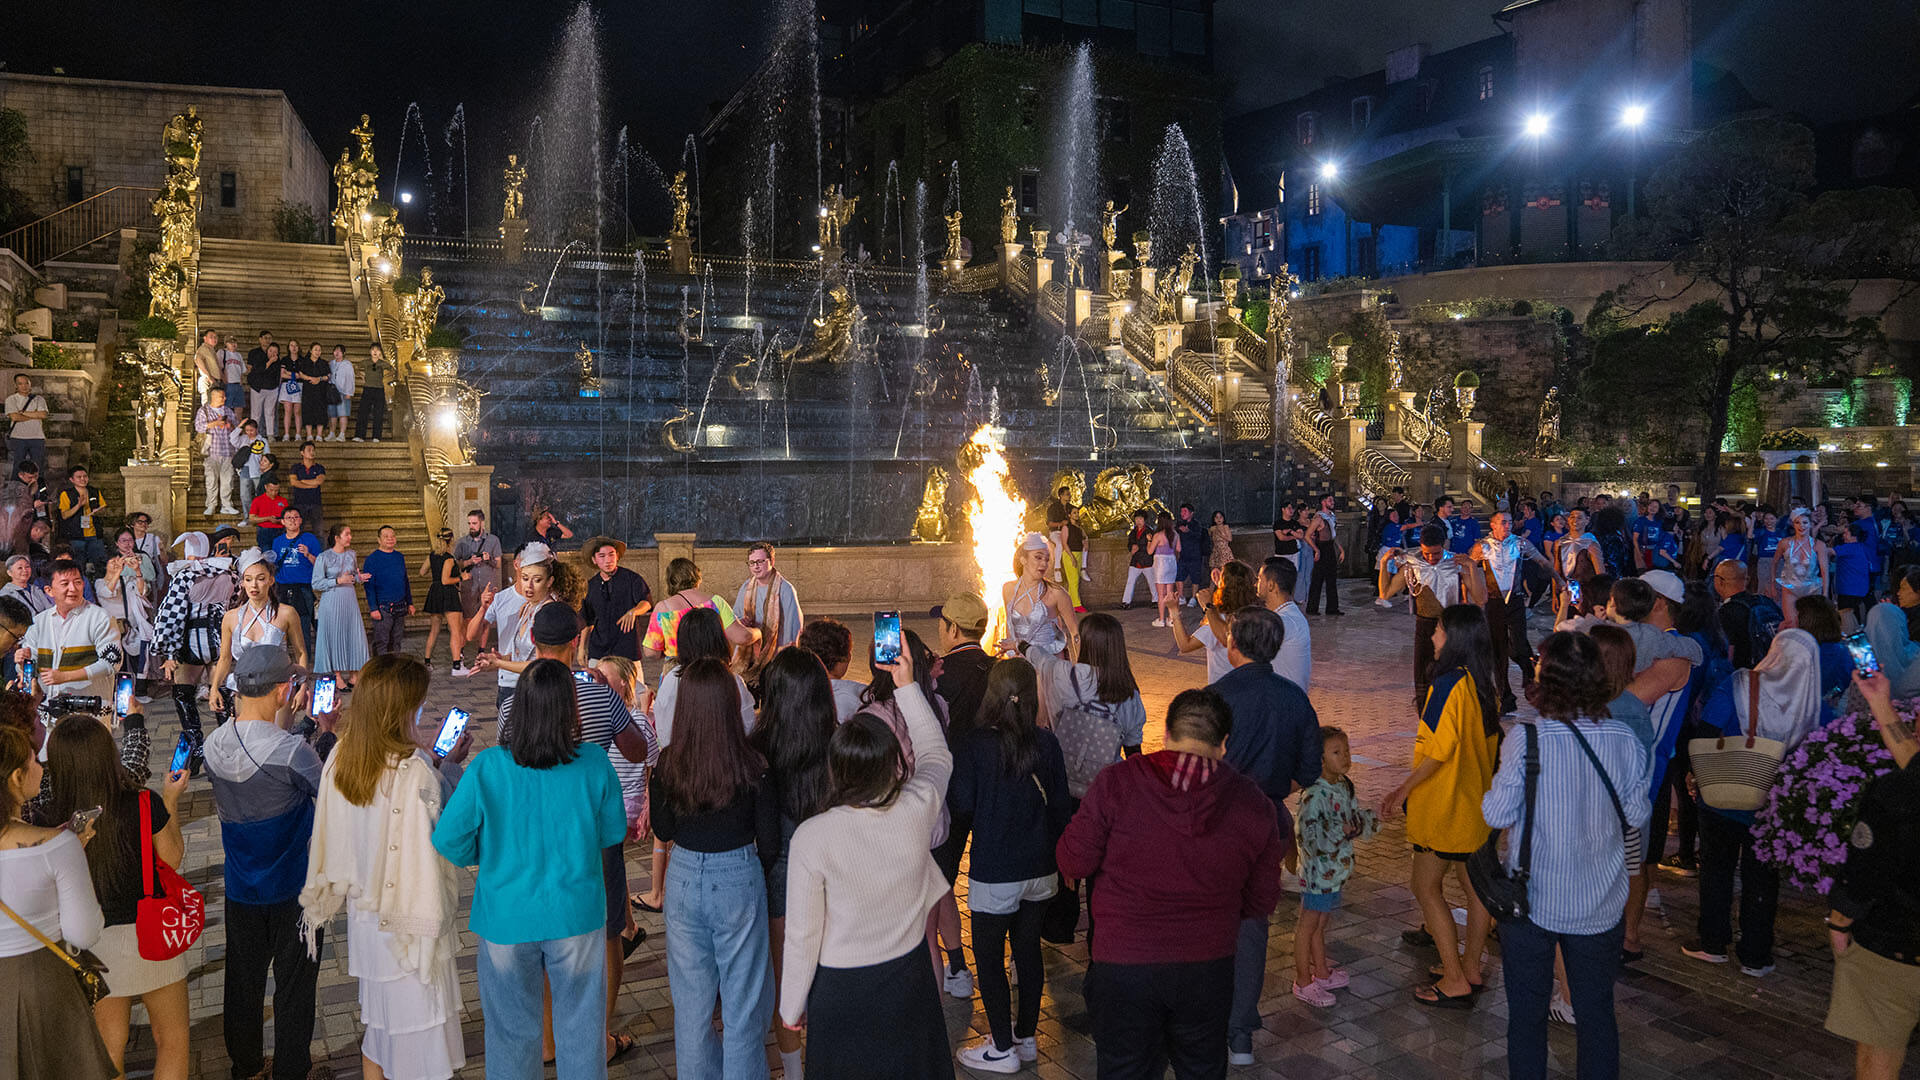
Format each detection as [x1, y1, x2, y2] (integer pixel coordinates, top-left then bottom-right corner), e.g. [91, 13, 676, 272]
[16, 557, 121, 708]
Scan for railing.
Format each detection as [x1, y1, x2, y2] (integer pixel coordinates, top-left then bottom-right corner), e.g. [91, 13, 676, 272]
[1356, 447, 1411, 505]
[1468, 452, 1514, 507]
[1005, 254, 1034, 300]
[955, 263, 1001, 293]
[0, 186, 160, 268]
[1232, 329, 1270, 375]
[1358, 404, 1385, 441]
[1399, 402, 1452, 461]
[1289, 404, 1335, 472]
[1039, 281, 1067, 331]
[1119, 310, 1161, 372]
[1167, 351, 1220, 423]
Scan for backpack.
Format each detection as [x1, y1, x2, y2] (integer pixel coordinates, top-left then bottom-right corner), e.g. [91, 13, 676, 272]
[1722, 593, 1782, 668]
[1054, 672, 1123, 798]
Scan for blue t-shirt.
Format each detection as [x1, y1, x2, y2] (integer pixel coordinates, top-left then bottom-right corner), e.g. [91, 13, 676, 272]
[1834, 540, 1873, 596]
[432, 742, 626, 944]
[1518, 515, 1545, 549]
[272, 532, 322, 586]
[1632, 516, 1665, 552]
[1649, 531, 1681, 569]
[1445, 515, 1479, 554]
[1543, 528, 1565, 549]
[362, 548, 411, 609]
[1380, 521, 1404, 549]
[1715, 533, 1749, 566]
[1751, 527, 1780, 559]
[1851, 517, 1880, 565]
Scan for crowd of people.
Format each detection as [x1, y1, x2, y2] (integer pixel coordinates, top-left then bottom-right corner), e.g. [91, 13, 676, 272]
[0, 461, 1916, 1080]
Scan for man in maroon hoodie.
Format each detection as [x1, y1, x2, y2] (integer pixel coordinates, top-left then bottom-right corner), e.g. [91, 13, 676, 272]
[1057, 688, 1288, 1078]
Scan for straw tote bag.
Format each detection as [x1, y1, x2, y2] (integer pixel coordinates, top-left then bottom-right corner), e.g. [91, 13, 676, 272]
[1689, 671, 1788, 813]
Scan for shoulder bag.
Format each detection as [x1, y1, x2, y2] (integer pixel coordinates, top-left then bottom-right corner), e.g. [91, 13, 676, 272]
[1468, 722, 1537, 922]
[1689, 671, 1787, 813]
[135, 792, 204, 960]
[0, 894, 111, 1005]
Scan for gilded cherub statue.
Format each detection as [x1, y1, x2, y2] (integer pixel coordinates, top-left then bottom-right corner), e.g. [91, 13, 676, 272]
[1173, 243, 1198, 298]
[1101, 200, 1128, 250]
[147, 253, 187, 322]
[502, 154, 527, 221]
[669, 171, 690, 236]
[912, 466, 950, 543]
[820, 185, 857, 252]
[999, 186, 1018, 245]
[411, 266, 445, 343]
[576, 340, 602, 397]
[778, 284, 860, 365]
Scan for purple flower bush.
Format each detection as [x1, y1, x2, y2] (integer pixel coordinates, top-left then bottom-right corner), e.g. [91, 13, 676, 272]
[1752, 706, 1901, 894]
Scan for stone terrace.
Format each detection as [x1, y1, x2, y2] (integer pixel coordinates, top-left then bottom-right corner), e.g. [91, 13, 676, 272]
[123, 584, 1914, 1079]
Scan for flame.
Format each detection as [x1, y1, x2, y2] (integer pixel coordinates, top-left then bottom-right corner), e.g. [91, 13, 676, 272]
[963, 424, 1027, 650]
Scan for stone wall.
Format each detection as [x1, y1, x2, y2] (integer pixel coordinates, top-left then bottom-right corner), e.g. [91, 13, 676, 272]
[1401, 316, 1564, 449]
[0, 74, 328, 242]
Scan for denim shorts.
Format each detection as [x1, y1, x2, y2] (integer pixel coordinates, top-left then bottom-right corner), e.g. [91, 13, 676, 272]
[1301, 889, 1342, 913]
[328, 402, 349, 418]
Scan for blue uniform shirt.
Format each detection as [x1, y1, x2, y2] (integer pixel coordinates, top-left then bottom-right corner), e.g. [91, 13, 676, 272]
[272, 532, 321, 586]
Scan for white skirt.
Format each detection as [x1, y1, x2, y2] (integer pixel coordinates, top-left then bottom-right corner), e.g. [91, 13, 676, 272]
[347, 909, 466, 1080]
[1152, 552, 1178, 585]
[94, 921, 188, 1000]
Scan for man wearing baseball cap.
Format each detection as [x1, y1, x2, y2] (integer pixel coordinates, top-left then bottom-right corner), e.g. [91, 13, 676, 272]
[931, 592, 993, 731]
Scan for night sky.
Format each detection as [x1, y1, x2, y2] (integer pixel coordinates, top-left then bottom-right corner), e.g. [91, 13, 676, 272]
[3, 0, 1914, 195]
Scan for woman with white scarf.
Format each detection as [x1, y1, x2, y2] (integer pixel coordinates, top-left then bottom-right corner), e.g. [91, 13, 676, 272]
[301, 654, 470, 1080]
[1683, 629, 1825, 976]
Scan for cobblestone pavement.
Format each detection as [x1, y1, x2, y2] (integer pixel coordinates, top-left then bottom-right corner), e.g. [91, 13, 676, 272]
[122, 583, 1918, 1078]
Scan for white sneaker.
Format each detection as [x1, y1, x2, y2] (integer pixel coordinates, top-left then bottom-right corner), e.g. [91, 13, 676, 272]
[1549, 994, 1576, 1024]
[1374, 597, 1393, 609]
[451, 664, 472, 678]
[1228, 1049, 1256, 1066]
[1293, 980, 1335, 1007]
[955, 1039, 1021, 1074]
[351, 437, 364, 442]
[1740, 963, 1775, 978]
[944, 966, 974, 999]
[1150, 618, 1167, 627]
[1014, 1037, 1037, 1063]
[221, 506, 240, 515]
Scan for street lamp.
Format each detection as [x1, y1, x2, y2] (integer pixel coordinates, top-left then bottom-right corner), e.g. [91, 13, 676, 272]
[1620, 103, 1647, 216]
[399, 190, 414, 205]
[1523, 112, 1550, 138]
[1319, 160, 1339, 180]
[1620, 103, 1648, 128]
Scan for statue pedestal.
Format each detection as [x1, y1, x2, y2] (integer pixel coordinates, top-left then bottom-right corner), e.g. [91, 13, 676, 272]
[1151, 323, 1184, 366]
[668, 232, 692, 275]
[1100, 251, 1122, 296]
[1031, 257, 1053, 314]
[1406, 462, 1449, 506]
[997, 242, 1024, 289]
[1384, 391, 1417, 444]
[501, 219, 529, 263]
[1179, 296, 1199, 324]
[1106, 299, 1134, 344]
[443, 463, 494, 538]
[944, 257, 967, 285]
[1068, 286, 1092, 331]
[1331, 417, 1370, 489]
[121, 464, 178, 537]
[1525, 458, 1565, 498]
[1134, 265, 1157, 306]
[1449, 420, 1485, 474]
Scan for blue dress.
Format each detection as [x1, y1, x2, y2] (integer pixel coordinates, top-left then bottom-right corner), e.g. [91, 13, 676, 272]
[312, 547, 370, 674]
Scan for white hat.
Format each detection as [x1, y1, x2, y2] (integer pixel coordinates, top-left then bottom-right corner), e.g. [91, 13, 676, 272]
[237, 547, 273, 575]
[1641, 569, 1685, 604]
[519, 540, 554, 567]
[1019, 532, 1050, 552]
[173, 531, 209, 559]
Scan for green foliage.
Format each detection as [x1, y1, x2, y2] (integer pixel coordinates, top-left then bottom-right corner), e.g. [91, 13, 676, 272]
[132, 316, 178, 340]
[0, 106, 31, 231]
[365, 200, 396, 219]
[1300, 275, 1368, 297]
[93, 351, 140, 475]
[424, 325, 466, 349]
[1573, 296, 1728, 466]
[1723, 382, 1762, 452]
[1510, 299, 1533, 316]
[390, 274, 421, 296]
[271, 200, 320, 244]
[30, 341, 79, 369]
[118, 235, 160, 316]
[1239, 299, 1269, 335]
[1327, 331, 1353, 347]
[1453, 369, 1481, 388]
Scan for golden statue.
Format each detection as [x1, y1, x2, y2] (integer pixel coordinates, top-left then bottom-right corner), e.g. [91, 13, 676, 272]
[147, 253, 188, 322]
[576, 340, 602, 397]
[1100, 200, 1128, 250]
[912, 465, 950, 542]
[661, 407, 695, 454]
[944, 209, 964, 264]
[502, 154, 527, 222]
[1035, 464, 1169, 536]
[411, 266, 445, 344]
[332, 150, 358, 230]
[1386, 326, 1403, 391]
[452, 382, 486, 463]
[1063, 241, 1084, 289]
[1029, 225, 1047, 256]
[777, 284, 860, 365]
[162, 107, 203, 174]
[820, 184, 857, 253]
[999, 186, 1018, 245]
[517, 280, 541, 315]
[1532, 386, 1562, 459]
[669, 170, 690, 237]
[375, 212, 406, 268]
[1023, 470, 1088, 531]
[131, 344, 183, 463]
[1173, 243, 1198, 298]
[152, 188, 196, 265]
[351, 113, 377, 168]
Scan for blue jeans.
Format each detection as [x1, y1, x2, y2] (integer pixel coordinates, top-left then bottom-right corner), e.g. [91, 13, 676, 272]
[1499, 916, 1624, 1080]
[664, 844, 774, 1080]
[1228, 915, 1267, 1053]
[476, 927, 607, 1080]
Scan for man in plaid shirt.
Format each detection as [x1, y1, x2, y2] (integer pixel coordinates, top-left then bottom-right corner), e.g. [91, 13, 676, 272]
[195, 386, 243, 515]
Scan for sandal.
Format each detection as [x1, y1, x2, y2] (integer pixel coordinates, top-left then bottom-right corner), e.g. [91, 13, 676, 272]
[1427, 963, 1488, 992]
[629, 892, 663, 914]
[621, 925, 648, 959]
[607, 1032, 637, 1064]
[1413, 982, 1477, 1010]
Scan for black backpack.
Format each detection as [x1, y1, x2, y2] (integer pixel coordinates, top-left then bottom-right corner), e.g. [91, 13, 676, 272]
[1722, 593, 1782, 668]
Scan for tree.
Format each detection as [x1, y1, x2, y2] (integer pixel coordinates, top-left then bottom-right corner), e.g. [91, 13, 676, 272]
[0, 107, 34, 231]
[271, 200, 320, 244]
[1612, 117, 1920, 498]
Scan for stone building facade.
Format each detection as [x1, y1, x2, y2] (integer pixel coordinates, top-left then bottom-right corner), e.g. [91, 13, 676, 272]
[0, 73, 328, 242]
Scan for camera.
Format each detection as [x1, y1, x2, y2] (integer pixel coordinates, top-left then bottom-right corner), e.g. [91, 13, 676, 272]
[44, 695, 104, 717]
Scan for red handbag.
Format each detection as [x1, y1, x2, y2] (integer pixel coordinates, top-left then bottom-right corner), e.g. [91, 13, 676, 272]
[136, 792, 204, 961]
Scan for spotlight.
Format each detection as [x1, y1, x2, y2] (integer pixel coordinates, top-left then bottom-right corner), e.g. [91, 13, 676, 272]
[1620, 103, 1648, 128]
[399, 191, 414, 204]
[1318, 160, 1339, 180]
[434, 402, 457, 432]
[1523, 113, 1550, 138]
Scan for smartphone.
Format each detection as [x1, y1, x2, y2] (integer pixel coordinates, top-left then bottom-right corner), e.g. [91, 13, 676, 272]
[169, 734, 192, 774]
[1844, 631, 1883, 679]
[1567, 580, 1583, 607]
[573, 669, 595, 685]
[114, 672, 135, 717]
[432, 707, 471, 757]
[310, 675, 337, 716]
[873, 610, 903, 666]
[68, 805, 103, 833]
[20, 658, 33, 687]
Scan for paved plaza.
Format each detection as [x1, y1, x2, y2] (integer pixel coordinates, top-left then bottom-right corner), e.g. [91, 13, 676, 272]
[125, 583, 1913, 1079]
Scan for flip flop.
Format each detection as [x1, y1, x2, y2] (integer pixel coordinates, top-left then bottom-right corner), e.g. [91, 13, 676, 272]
[1620, 947, 1644, 965]
[607, 1032, 637, 1064]
[1413, 982, 1477, 1010]
[1427, 964, 1489, 993]
[629, 893, 662, 914]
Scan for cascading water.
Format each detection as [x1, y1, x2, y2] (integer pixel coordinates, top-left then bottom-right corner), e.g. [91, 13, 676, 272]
[393, 102, 436, 233]
[1047, 44, 1100, 249]
[536, 1, 607, 246]
[442, 104, 468, 237]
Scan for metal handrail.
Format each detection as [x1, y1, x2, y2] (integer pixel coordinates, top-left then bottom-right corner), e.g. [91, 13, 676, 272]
[1468, 452, 1513, 507]
[1357, 447, 1411, 505]
[0, 186, 161, 268]
[1290, 403, 1335, 471]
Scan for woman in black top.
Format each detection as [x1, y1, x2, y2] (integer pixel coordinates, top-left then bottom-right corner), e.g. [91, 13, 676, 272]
[948, 658, 1071, 1072]
[296, 343, 332, 440]
[747, 647, 837, 1078]
[650, 658, 780, 1079]
[42, 713, 190, 1079]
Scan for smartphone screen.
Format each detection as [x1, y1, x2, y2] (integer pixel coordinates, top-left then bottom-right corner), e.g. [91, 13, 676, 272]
[433, 707, 471, 757]
[573, 669, 595, 684]
[169, 734, 192, 774]
[20, 659, 34, 687]
[1567, 580, 1583, 607]
[1844, 631, 1883, 678]
[873, 610, 903, 665]
[114, 673, 135, 717]
[310, 675, 337, 716]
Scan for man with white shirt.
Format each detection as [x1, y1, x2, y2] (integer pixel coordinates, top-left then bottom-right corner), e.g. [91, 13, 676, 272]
[15, 556, 120, 706]
[5, 373, 49, 470]
[1469, 510, 1554, 714]
[1257, 556, 1312, 691]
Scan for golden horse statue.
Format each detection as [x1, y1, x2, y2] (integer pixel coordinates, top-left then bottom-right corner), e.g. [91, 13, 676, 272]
[1019, 465, 1165, 535]
[913, 466, 950, 542]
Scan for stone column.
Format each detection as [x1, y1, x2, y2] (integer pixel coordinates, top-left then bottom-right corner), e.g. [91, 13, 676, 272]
[444, 463, 494, 538]
[1407, 462, 1449, 506]
[1384, 390, 1417, 444]
[655, 532, 697, 571]
[502, 218, 530, 263]
[1134, 264, 1157, 305]
[1448, 419, 1485, 474]
[1525, 458, 1565, 498]
[121, 464, 178, 536]
[1331, 417, 1369, 489]
[997, 242, 1024, 289]
[1068, 286, 1091, 332]
[1031, 254, 1053, 314]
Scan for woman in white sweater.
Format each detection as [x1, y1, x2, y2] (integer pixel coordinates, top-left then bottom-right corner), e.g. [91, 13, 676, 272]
[780, 648, 955, 1079]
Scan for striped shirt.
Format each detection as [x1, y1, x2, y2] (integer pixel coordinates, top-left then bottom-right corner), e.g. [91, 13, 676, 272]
[1481, 717, 1652, 936]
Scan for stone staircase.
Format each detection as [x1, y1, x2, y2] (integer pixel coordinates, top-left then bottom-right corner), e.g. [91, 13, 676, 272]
[190, 238, 433, 590]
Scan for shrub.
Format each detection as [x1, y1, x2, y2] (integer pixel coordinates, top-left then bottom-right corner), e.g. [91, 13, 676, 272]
[1453, 369, 1482, 388]
[1510, 299, 1534, 316]
[132, 316, 178, 340]
[1327, 331, 1354, 348]
[424, 325, 466, 349]
[271, 200, 320, 244]
[390, 273, 421, 296]
[30, 341, 79, 369]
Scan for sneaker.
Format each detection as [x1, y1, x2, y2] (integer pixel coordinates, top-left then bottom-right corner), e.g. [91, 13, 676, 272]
[1659, 855, 1700, 877]
[1228, 1048, 1256, 1067]
[1293, 979, 1336, 1007]
[944, 966, 974, 999]
[1319, 967, 1350, 990]
[451, 664, 472, 678]
[1680, 941, 1730, 964]
[221, 506, 241, 515]
[1150, 619, 1167, 627]
[1548, 995, 1577, 1025]
[955, 1039, 1021, 1074]
[1014, 1036, 1037, 1063]
[1374, 597, 1393, 609]
[351, 436, 365, 442]
[135, 694, 153, 704]
[1739, 963, 1775, 978]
